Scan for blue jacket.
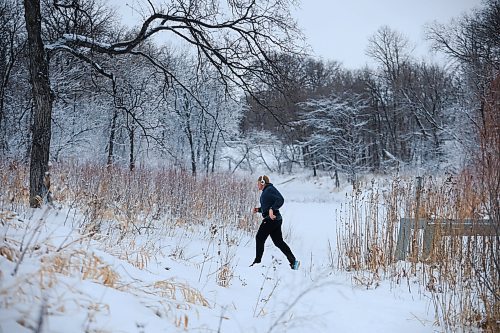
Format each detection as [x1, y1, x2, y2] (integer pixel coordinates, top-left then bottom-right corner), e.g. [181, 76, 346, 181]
[258, 183, 284, 219]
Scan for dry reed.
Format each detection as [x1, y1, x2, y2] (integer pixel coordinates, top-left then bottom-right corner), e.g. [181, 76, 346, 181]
[336, 173, 499, 332]
[0, 160, 254, 328]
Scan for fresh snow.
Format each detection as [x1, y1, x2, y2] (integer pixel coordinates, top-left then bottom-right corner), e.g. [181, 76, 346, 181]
[0, 174, 437, 333]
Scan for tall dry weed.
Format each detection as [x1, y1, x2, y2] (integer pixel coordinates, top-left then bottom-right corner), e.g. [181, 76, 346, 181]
[0, 161, 257, 294]
[337, 173, 499, 331]
[0, 161, 257, 237]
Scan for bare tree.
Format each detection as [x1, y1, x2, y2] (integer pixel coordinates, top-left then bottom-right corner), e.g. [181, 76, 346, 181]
[242, 55, 340, 139]
[196, 68, 242, 174]
[24, 0, 54, 207]
[299, 93, 371, 184]
[364, 26, 455, 169]
[426, 0, 499, 74]
[365, 27, 413, 166]
[0, 0, 26, 151]
[426, 0, 499, 123]
[22, 0, 303, 206]
[366, 25, 411, 84]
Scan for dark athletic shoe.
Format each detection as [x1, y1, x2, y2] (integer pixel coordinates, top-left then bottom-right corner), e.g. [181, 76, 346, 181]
[291, 260, 300, 270]
[249, 259, 261, 267]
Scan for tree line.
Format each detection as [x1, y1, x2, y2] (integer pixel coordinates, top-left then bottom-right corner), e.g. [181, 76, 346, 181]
[243, 0, 499, 182]
[0, 0, 498, 205]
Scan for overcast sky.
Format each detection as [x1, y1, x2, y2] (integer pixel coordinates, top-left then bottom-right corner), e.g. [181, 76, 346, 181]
[294, 0, 483, 69]
[115, 0, 484, 69]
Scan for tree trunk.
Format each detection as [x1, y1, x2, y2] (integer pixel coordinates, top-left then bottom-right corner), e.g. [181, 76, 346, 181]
[129, 124, 135, 171]
[0, 50, 15, 151]
[24, 0, 53, 207]
[187, 127, 196, 176]
[334, 169, 340, 188]
[106, 108, 118, 167]
[211, 132, 221, 173]
[183, 100, 196, 176]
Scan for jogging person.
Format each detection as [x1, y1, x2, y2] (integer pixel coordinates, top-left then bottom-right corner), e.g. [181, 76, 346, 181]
[250, 175, 299, 270]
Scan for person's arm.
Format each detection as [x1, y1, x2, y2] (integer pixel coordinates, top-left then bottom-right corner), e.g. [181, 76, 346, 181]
[252, 207, 262, 213]
[269, 188, 284, 211]
[268, 188, 284, 219]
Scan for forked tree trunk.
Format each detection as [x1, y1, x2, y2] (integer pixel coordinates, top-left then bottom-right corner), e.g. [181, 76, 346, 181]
[24, 0, 53, 207]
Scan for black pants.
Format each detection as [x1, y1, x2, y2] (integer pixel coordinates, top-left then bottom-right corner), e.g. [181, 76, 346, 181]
[255, 218, 295, 265]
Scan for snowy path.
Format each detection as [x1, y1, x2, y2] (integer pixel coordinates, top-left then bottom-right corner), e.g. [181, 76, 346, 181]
[281, 201, 434, 333]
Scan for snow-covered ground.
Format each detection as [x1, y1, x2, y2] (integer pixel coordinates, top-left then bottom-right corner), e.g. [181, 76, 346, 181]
[0, 174, 438, 333]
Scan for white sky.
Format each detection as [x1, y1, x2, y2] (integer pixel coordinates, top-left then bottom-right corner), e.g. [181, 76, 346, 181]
[114, 0, 484, 69]
[294, 0, 483, 69]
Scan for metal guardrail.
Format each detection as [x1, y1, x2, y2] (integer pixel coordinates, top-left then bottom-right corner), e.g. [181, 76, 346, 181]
[394, 218, 497, 260]
[393, 176, 499, 261]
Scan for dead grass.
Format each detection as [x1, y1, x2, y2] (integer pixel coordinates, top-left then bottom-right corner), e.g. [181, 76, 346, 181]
[1, 162, 232, 330]
[0, 240, 209, 330]
[0, 244, 19, 262]
[41, 250, 120, 288]
[336, 173, 499, 332]
[216, 264, 234, 287]
[0, 161, 257, 235]
[0, 161, 258, 289]
[152, 280, 209, 307]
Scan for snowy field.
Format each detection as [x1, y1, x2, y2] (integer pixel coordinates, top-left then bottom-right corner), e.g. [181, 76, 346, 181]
[1, 174, 440, 333]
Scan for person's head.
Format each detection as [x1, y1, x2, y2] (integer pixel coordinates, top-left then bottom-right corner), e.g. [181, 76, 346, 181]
[257, 175, 270, 190]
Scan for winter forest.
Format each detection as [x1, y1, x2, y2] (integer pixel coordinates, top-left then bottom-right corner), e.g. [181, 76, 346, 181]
[0, 0, 499, 332]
